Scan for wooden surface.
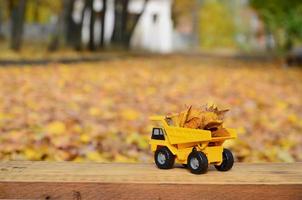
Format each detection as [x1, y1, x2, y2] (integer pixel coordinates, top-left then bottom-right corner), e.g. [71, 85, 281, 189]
[0, 161, 301, 200]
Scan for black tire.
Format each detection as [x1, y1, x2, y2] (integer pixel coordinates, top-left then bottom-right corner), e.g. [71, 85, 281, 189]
[215, 148, 234, 171]
[154, 147, 175, 169]
[187, 151, 208, 174]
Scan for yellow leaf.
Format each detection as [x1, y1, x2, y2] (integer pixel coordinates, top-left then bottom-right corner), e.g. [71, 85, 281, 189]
[276, 101, 288, 110]
[89, 107, 101, 117]
[73, 157, 85, 162]
[46, 121, 66, 135]
[24, 148, 42, 160]
[80, 133, 90, 143]
[146, 86, 156, 95]
[126, 133, 149, 150]
[287, 114, 298, 124]
[115, 154, 135, 163]
[237, 127, 246, 135]
[121, 109, 139, 121]
[86, 151, 105, 161]
[277, 149, 294, 162]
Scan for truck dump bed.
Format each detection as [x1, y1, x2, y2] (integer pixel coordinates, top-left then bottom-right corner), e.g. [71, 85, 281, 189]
[164, 126, 212, 144]
[150, 116, 237, 145]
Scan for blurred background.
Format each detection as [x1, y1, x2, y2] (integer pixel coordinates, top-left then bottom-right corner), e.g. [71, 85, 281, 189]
[0, 0, 301, 163]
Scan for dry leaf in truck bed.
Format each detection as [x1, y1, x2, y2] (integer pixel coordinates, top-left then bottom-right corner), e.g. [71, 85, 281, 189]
[169, 105, 228, 130]
[211, 128, 230, 137]
[184, 117, 202, 129]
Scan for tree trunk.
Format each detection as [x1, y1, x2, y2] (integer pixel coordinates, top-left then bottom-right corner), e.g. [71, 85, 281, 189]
[121, 0, 129, 46]
[125, 0, 149, 47]
[284, 34, 293, 52]
[48, 7, 65, 51]
[111, 0, 148, 48]
[33, 0, 40, 22]
[63, 0, 85, 50]
[79, 1, 87, 49]
[48, 0, 71, 51]
[9, 0, 27, 51]
[65, 0, 76, 46]
[0, 1, 3, 39]
[88, 0, 96, 51]
[191, 0, 200, 48]
[100, 0, 107, 48]
[111, 0, 129, 47]
[73, 1, 86, 51]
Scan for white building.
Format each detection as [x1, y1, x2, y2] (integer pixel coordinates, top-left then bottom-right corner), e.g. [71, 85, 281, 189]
[129, 0, 173, 53]
[78, 0, 173, 53]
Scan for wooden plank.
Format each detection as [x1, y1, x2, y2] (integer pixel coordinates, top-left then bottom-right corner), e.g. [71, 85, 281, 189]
[0, 161, 301, 200]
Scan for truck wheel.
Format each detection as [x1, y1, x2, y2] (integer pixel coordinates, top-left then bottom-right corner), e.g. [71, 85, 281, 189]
[215, 148, 234, 171]
[187, 151, 208, 174]
[154, 147, 175, 169]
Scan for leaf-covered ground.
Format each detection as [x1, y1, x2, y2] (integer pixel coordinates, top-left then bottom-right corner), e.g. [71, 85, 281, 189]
[0, 55, 301, 162]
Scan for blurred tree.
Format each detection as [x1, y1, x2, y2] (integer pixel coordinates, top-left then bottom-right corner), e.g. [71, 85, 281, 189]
[111, 0, 129, 47]
[48, 0, 64, 51]
[26, 0, 54, 24]
[100, 0, 107, 47]
[250, 0, 302, 52]
[8, 0, 27, 51]
[50, 0, 104, 51]
[3, 0, 150, 51]
[33, 0, 40, 22]
[25, 0, 41, 23]
[126, 0, 149, 47]
[111, 0, 149, 48]
[64, 0, 84, 50]
[88, 0, 96, 51]
[199, 0, 236, 48]
[0, 1, 2, 39]
[65, 0, 76, 48]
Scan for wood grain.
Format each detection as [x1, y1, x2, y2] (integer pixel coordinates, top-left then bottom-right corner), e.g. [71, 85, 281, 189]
[0, 162, 301, 200]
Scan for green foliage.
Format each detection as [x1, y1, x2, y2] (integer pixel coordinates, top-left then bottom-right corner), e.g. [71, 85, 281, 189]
[250, 0, 302, 51]
[25, 0, 62, 24]
[199, 0, 236, 48]
[0, 0, 62, 24]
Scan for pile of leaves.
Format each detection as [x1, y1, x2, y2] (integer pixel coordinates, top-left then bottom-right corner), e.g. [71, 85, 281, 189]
[166, 104, 230, 137]
[0, 55, 301, 163]
[166, 104, 228, 127]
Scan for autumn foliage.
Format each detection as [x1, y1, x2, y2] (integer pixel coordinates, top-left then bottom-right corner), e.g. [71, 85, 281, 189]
[0, 55, 301, 162]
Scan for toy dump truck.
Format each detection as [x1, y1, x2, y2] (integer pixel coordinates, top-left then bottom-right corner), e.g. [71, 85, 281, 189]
[150, 115, 237, 174]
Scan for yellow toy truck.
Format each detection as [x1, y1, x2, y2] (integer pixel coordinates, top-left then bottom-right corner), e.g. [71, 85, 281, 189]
[150, 116, 237, 174]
